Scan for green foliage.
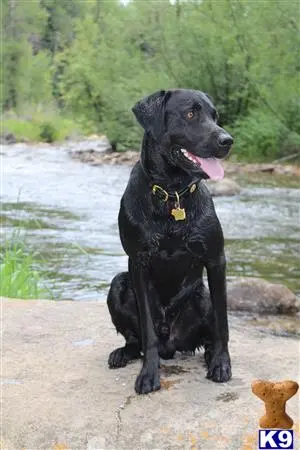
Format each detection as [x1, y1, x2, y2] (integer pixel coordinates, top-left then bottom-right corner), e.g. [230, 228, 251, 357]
[1, 0, 300, 158]
[40, 0, 85, 54]
[2, 112, 81, 142]
[1, 0, 49, 109]
[232, 108, 300, 162]
[56, 6, 167, 148]
[0, 236, 47, 299]
[232, 110, 284, 162]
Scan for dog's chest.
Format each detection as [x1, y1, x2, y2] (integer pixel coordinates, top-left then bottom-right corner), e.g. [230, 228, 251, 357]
[152, 221, 206, 259]
[149, 233, 204, 299]
[151, 232, 200, 272]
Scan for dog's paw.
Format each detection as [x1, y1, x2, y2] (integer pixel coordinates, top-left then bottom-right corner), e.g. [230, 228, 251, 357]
[204, 344, 213, 367]
[206, 349, 231, 383]
[108, 347, 129, 368]
[158, 341, 176, 360]
[135, 365, 160, 394]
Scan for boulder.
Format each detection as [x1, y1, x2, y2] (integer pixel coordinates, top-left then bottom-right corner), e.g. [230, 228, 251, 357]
[0, 132, 17, 145]
[206, 178, 241, 196]
[227, 277, 299, 314]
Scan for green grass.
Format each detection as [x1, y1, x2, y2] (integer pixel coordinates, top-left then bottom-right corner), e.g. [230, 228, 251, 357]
[2, 112, 83, 143]
[0, 236, 48, 299]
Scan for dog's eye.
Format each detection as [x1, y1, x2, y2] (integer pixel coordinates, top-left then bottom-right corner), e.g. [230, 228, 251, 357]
[212, 110, 218, 122]
[187, 111, 194, 119]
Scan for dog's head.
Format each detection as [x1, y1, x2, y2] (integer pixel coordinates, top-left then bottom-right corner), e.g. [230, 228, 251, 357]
[132, 89, 233, 180]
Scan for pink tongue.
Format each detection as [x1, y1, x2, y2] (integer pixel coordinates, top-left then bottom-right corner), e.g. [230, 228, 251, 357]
[194, 156, 224, 181]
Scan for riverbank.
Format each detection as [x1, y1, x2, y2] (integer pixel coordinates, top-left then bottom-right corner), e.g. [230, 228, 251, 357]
[2, 297, 299, 450]
[2, 137, 300, 183]
[70, 147, 300, 180]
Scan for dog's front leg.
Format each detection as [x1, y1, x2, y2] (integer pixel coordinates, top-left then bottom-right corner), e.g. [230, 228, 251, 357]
[130, 260, 160, 394]
[206, 254, 232, 383]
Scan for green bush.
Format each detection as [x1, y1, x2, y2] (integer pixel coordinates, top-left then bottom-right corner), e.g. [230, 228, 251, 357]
[39, 121, 58, 142]
[1, 0, 300, 159]
[231, 109, 300, 162]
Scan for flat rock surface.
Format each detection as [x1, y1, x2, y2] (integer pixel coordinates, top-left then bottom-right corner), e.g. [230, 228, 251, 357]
[2, 298, 299, 450]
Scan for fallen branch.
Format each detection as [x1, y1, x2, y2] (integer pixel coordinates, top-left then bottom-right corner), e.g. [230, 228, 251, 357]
[272, 152, 300, 164]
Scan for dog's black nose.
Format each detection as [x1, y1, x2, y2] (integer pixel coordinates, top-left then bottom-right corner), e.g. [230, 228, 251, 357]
[218, 134, 233, 147]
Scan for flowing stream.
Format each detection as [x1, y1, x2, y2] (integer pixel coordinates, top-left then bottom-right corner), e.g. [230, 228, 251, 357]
[1, 144, 299, 303]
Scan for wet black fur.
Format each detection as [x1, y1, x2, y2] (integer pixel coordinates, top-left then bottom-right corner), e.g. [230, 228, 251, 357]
[107, 89, 234, 394]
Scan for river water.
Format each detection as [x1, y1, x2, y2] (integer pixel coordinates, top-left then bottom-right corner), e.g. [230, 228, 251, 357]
[1, 144, 300, 301]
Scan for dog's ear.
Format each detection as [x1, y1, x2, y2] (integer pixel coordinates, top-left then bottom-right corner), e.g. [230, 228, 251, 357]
[204, 92, 213, 103]
[132, 90, 171, 140]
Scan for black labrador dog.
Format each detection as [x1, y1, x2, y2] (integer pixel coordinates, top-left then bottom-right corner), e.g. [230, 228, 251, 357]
[107, 89, 233, 394]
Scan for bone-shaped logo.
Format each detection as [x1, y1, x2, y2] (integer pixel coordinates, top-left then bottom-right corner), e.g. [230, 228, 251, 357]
[252, 380, 299, 429]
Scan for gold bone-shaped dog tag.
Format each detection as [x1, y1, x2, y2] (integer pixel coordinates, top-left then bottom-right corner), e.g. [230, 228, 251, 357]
[171, 207, 186, 221]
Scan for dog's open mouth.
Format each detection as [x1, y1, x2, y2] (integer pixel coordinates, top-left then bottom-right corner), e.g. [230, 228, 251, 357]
[181, 149, 224, 181]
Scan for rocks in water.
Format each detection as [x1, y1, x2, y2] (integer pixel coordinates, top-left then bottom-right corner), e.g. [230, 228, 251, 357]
[206, 178, 241, 196]
[69, 147, 300, 179]
[227, 277, 299, 315]
[93, 150, 139, 165]
[67, 135, 111, 155]
[223, 162, 300, 177]
[0, 132, 17, 145]
[70, 149, 139, 165]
